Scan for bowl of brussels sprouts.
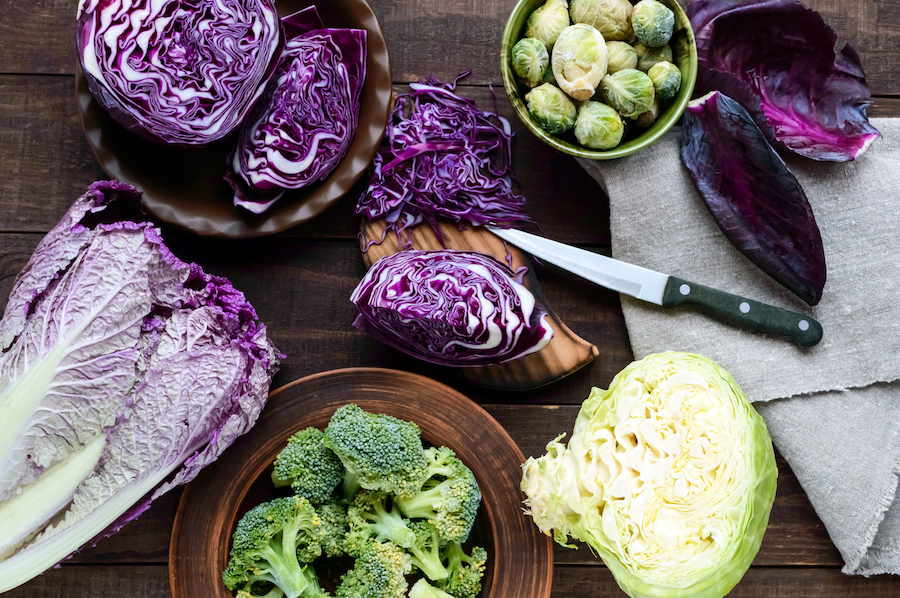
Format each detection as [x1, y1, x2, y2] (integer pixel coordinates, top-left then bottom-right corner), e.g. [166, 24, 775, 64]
[501, 0, 697, 159]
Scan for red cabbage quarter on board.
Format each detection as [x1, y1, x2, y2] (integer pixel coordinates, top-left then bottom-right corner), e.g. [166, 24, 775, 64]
[351, 250, 554, 366]
[681, 92, 826, 306]
[0, 182, 281, 592]
[688, 0, 880, 162]
[357, 75, 534, 248]
[227, 26, 367, 213]
[77, 0, 282, 145]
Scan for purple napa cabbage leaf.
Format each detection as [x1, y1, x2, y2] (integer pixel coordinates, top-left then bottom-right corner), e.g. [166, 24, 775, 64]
[76, 0, 283, 145]
[688, 0, 880, 161]
[351, 250, 554, 366]
[357, 75, 534, 248]
[681, 92, 826, 305]
[226, 23, 368, 213]
[0, 181, 280, 590]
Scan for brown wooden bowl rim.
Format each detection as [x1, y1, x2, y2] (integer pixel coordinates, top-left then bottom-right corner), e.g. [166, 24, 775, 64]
[76, 0, 392, 238]
[168, 367, 553, 598]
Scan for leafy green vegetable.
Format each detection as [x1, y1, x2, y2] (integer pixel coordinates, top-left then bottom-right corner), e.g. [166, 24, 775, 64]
[521, 352, 777, 598]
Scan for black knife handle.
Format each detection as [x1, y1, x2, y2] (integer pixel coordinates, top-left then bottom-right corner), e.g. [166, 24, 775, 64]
[662, 277, 823, 347]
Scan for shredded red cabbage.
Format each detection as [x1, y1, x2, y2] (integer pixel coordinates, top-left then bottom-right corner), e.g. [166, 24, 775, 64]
[357, 74, 534, 247]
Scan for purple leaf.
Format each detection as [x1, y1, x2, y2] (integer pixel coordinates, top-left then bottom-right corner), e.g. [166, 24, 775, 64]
[688, 0, 880, 161]
[681, 92, 826, 305]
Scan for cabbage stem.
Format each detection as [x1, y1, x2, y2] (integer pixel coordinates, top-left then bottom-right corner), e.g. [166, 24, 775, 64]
[0, 434, 106, 559]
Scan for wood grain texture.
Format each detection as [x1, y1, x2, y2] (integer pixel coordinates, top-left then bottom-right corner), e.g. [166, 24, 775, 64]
[8, 564, 900, 598]
[0, 79, 610, 240]
[360, 219, 599, 389]
[4, 0, 900, 96]
[169, 369, 553, 598]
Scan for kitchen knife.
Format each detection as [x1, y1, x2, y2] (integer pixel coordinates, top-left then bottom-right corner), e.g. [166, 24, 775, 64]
[488, 227, 823, 347]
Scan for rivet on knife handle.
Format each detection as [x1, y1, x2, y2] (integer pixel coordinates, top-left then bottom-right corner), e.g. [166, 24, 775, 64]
[662, 277, 823, 347]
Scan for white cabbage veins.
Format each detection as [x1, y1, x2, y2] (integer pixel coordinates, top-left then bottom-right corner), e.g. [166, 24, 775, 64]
[0, 181, 280, 591]
[351, 250, 553, 366]
[227, 28, 367, 213]
[522, 353, 777, 598]
[77, 0, 282, 144]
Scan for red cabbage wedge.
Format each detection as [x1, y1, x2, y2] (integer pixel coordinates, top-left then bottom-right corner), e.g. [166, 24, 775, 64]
[351, 250, 554, 366]
[0, 182, 281, 591]
[688, 0, 880, 162]
[681, 92, 826, 306]
[77, 0, 283, 145]
[357, 75, 534, 247]
[226, 14, 368, 213]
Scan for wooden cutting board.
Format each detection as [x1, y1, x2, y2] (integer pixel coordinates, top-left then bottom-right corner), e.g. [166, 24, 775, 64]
[359, 219, 598, 390]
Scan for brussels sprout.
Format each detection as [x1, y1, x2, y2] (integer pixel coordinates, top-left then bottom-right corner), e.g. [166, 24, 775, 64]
[511, 37, 550, 87]
[599, 68, 655, 118]
[633, 95, 661, 128]
[569, 0, 633, 41]
[634, 41, 673, 72]
[525, 83, 577, 134]
[551, 24, 609, 101]
[648, 60, 681, 100]
[521, 352, 778, 598]
[574, 101, 624, 149]
[605, 40, 638, 73]
[631, 0, 675, 47]
[525, 0, 570, 49]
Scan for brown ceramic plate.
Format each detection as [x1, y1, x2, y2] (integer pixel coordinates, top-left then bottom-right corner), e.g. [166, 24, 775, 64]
[168, 368, 553, 598]
[76, 0, 392, 238]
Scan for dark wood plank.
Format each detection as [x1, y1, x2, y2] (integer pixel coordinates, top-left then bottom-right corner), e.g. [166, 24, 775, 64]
[7, 563, 900, 598]
[4, 0, 900, 97]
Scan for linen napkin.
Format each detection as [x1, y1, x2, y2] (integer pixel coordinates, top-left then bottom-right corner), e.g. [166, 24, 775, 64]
[577, 117, 900, 575]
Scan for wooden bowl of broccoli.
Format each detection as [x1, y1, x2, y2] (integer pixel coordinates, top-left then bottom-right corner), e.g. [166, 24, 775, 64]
[168, 367, 553, 598]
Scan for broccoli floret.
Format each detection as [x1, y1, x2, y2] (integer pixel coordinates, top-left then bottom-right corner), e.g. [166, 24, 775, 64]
[409, 578, 456, 598]
[395, 449, 482, 543]
[335, 541, 411, 598]
[317, 497, 349, 558]
[436, 542, 487, 598]
[344, 490, 415, 557]
[272, 427, 345, 504]
[323, 404, 428, 498]
[222, 496, 325, 598]
[407, 521, 449, 581]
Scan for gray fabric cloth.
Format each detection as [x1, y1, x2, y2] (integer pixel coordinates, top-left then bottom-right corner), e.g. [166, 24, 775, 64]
[577, 118, 900, 575]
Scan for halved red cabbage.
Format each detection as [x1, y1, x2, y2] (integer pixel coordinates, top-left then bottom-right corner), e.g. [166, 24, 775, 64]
[688, 0, 880, 161]
[226, 24, 367, 213]
[351, 250, 554, 366]
[77, 0, 282, 146]
[357, 75, 534, 247]
[681, 92, 826, 305]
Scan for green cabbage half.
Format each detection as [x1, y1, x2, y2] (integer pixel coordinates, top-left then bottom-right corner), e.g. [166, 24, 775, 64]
[521, 352, 776, 598]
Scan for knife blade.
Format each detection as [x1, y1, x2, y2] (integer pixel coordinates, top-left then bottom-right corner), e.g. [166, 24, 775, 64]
[488, 227, 823, 347]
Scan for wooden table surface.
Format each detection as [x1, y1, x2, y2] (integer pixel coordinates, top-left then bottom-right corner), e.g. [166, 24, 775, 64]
[2, 0, 900, 596]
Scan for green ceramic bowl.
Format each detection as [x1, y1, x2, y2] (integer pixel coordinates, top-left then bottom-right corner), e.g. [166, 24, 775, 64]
[501, 0, 697, 160]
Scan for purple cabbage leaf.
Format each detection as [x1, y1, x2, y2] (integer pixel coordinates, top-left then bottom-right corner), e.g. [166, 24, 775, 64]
[77, 0, 283, 145]
[226, 14, 368, 214]
[351, 249, 554, 366]
[681, 92, 826, 305]
[0, 182, 281, 592]
[357, 75, 534, 248]
[688, 0, 880, 161]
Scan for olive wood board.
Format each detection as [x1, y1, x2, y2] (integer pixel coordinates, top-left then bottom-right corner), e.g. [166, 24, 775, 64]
[168, 368, 553, 598]
[359, 219, 599, 390]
